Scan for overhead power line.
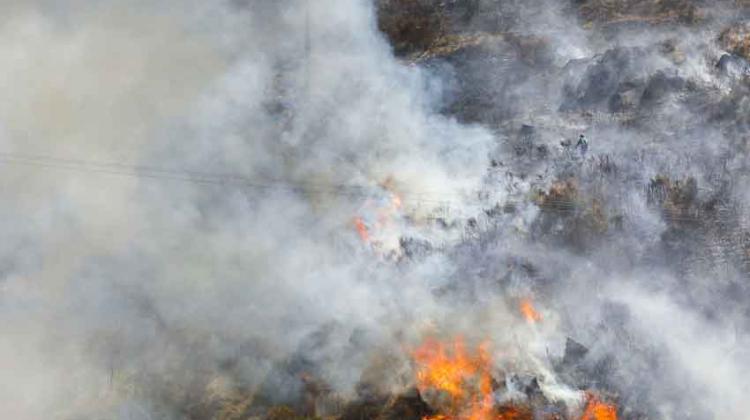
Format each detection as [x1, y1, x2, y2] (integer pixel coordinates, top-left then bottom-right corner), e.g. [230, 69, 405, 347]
[0, 151, 458, 205]
[0, 151, 739, 224]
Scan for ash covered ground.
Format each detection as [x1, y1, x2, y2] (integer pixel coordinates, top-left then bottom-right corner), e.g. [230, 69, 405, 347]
[1, 1, 750, 419]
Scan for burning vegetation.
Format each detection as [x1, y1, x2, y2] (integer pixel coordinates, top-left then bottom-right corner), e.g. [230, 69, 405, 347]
[7, 0, 750, 419]
[519, 299, 543, 324]
[412, 337, 494, 420]
[197, 294, 616, 420]
[223, 334, 619, 420]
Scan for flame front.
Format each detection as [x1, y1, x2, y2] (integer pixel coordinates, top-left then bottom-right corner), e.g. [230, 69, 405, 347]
[412, 337, 618, 420]
[581, 393, 618, 420]
[412, 337, 494, 420]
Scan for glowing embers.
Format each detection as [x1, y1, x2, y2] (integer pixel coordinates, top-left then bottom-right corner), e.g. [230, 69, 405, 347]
[412, 337, 495, 420]
[581, 393, 617, 420]
[351, 179, 405, 255]
[353, 217, 370, 242]
[519, 298, 542, 323]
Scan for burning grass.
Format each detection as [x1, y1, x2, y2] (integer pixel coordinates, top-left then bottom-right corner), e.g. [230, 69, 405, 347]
[581, 395, 618, 420]
[407, 334, 617, 420]
[519, 299, 542, 324]
[412, 337, 494, 420]
[194, 328, 619, 420]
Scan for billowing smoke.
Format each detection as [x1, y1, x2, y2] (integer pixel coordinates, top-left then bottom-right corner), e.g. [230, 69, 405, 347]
[1, 0, 749, 419]
[0, 0, 493, 418]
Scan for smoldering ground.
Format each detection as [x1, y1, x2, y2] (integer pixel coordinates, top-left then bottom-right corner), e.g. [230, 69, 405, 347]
[1, 0, 750, 419]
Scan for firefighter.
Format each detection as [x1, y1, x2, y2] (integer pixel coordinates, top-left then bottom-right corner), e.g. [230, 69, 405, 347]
[576, 134, 588, 156]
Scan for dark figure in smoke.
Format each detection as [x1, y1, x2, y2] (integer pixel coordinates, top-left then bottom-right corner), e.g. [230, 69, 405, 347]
[576, 134, 588, 157]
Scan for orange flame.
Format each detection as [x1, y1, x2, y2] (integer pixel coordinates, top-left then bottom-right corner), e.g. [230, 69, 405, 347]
[353, 217, 369, 243]
[519, 298, 542, 323]
[413, 337, 494, 420]
[581, 393, 617, 420]
[412, 338, 616, 420]
[352, 183, 403, 250]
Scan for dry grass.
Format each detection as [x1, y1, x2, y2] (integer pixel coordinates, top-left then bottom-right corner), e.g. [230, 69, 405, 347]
[721, 23, 750, 60]
[376, 0, 447, 56]
[577, 0, 701, 25]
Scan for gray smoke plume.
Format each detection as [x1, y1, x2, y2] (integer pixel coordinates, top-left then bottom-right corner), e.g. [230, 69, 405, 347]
[0, 1, 493, 418]
[1, 0, 749, 419]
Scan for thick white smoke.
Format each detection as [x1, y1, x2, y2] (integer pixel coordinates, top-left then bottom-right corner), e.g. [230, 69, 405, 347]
[2, 1, 750, 419]
[0, 1, 498, 418]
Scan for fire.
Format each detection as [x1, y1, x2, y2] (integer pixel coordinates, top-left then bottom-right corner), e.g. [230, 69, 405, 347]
[412, 337, 617, 420]
[351, 179, 404, 252]
[412, 337, 494, 420]
[581, 393, 617, 420]
[519, 298, 542, 323]
[353, 217, 369, 243]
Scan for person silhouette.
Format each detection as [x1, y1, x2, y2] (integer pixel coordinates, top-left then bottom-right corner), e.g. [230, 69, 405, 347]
[576, 134, 588, 156]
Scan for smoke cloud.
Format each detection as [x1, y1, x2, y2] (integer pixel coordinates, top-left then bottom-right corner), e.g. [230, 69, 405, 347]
[1, 1, 749, 419]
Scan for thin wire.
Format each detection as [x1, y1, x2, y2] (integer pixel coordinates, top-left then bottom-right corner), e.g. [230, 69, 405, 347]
[0, 151, 459, 204]
[0, 151, 737, 223]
